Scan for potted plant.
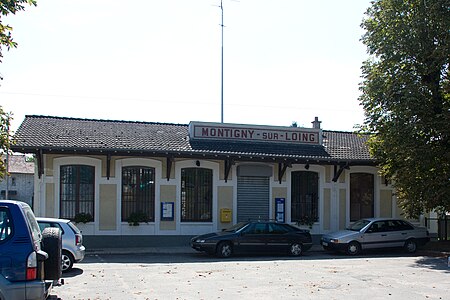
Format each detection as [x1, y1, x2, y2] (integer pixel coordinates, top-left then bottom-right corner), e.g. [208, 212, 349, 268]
[73, 212, 93, 224]
[296, 215, 317, 229]
[127, 212, 150, 226]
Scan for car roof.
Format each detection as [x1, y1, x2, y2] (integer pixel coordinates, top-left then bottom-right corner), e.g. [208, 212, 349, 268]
[36, 217, 71, 224]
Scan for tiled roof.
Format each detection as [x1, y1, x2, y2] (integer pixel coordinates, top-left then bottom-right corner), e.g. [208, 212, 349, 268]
[11, 115, 374, 164]
[1, 154, 34, 174]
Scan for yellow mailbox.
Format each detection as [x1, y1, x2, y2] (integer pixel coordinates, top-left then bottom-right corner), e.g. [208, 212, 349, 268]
[220, 208, 232, 223]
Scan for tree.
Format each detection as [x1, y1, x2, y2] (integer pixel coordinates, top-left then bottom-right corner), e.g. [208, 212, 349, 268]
[0, 106, 12, 179]
[0, 0, 36, 79]
[359, 0, 450, 217]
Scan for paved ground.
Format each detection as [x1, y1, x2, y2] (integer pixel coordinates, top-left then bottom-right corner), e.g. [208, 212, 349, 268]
[51, 249, 450, 300]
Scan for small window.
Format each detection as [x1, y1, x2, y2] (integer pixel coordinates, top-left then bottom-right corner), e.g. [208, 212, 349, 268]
[0, 209, 13, 241]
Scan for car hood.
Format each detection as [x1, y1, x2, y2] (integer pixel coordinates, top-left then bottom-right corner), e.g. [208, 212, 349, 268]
[322, 230, 358, 239]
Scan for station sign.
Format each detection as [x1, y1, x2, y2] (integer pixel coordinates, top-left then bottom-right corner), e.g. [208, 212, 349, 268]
[189, 121, 322, 145]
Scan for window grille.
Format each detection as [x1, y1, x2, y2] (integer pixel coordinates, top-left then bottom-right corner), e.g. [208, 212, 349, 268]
[291, 171, 318, 223]
[350, 173, 374, 221]
[181, 168, 212, 222]
[60, 165, 95, 220]
[121, 167, 155, 222]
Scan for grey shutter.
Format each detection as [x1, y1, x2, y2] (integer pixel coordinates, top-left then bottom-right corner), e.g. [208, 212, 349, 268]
[237, 176, 270, 222]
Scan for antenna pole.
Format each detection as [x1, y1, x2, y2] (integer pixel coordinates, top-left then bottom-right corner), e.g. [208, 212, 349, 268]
[220, 0, 224, 123]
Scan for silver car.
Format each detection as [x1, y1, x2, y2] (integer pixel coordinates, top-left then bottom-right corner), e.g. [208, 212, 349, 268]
[37, 217, 86, 272]
[321, 218, 430, 255]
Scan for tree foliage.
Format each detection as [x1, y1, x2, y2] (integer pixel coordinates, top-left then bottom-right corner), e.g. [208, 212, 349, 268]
[0, 106, 12, 179]
[359, 0, 450, 217]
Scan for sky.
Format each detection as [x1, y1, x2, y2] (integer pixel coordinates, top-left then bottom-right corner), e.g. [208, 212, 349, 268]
[1, 0, 372, 133]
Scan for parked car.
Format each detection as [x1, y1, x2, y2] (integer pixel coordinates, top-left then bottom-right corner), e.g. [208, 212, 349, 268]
[37, 217, 85, 272]
[321, 218, 430, 255]
[0, 200, 62, 300]
[191, 221, 312, 258]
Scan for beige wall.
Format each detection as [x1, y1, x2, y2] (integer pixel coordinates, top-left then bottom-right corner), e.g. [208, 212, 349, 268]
[272, 187, 287, 220]
[325, 166, 332, 183]
[218, 186, 233, 229]
[160, 185, 176, 230]
[339, 188, 346, 230]
[99, 184, 117, 230]
[323, 188, 331, 230]
[45, 183, 55, 217]
[380, 190, 393, 218]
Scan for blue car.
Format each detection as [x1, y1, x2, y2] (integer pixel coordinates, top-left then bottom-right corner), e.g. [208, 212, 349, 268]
[0, 200, 62, 300]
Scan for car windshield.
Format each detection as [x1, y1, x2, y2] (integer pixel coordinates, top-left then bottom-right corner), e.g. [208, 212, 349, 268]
[347, 219, 371, 231]
[223, 222, 249, 232]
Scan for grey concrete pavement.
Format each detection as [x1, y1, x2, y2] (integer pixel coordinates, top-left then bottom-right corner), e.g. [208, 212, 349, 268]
[53, 251, 449, 300]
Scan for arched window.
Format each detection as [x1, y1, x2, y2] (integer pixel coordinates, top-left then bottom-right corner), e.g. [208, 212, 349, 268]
[60, 165, 95, 220]
[122, 166, 155, 222]
[291, 171, 319, 224]
[181, 168, 212, 222]
[350, 173, 374, 221]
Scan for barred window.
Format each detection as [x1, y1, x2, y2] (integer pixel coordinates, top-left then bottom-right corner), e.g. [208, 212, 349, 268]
[350, 173, 374, 221]
[60, 165, 95, 220]
[291, 171, 318, 224]
[181, 168, 212, 222]
[122, 167, 155, 222]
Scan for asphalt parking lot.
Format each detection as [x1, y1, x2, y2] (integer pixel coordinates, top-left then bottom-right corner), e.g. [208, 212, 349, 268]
[52, 251, 449, 300]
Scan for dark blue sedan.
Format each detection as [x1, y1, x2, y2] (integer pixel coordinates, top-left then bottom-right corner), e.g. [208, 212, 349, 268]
[191, 221, 312, 258]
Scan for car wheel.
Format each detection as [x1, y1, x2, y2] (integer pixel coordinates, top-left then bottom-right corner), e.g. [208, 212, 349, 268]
[346, 241, 361, 256]
[62, 250, 74, 272]
[404, 239, 417, 253]
[216, 242, 233, 258]
[42, 227, 62, 280]
[289, 243, 303, 256]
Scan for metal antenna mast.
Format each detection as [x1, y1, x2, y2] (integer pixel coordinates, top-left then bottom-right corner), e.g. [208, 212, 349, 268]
[220, 0, 224, 123]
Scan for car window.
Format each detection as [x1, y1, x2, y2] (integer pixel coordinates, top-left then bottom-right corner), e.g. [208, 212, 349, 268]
[67, 221, 81, 234]
[224, 222, 248, 232]
[268, 223, 289, 234]
[22, 205, 42, 244]
[38, 221, 64, 235]
[0, 208, 13, 242]
[397, 220, 414, 230]
[253, 223, 268, 234]
[348, 219, 371, 231]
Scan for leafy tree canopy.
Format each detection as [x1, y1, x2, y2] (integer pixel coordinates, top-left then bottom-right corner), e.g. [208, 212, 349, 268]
[359, 0, 450, 217]
[0, 106, 12, 178]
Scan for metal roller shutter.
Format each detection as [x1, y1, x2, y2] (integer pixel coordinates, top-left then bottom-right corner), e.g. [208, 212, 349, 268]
[237, 176, 269, 222]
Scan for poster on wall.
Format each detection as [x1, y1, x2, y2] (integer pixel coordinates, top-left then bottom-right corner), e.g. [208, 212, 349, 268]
[161, 202, 174, 221]
[275, 198, 285, 223]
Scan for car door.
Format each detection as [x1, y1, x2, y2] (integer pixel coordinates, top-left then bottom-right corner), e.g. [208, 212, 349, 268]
[362, 221, 391, 249]
[265, 223, 291, 253]
[237, 223, 268, 254]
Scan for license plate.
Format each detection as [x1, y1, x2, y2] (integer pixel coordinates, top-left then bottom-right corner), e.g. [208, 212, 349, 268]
[322, 242, 328, 246]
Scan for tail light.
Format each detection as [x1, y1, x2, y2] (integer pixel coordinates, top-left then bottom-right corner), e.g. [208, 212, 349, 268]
[75, 234, 82, 246]
[26, 252, 38, 280]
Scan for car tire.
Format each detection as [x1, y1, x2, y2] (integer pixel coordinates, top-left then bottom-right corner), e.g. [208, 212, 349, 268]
[62, 250, 74, 272]
[289, 243, 303, 256]
[346, 241, 361, 256]
[41, 227, 62, 280]
[404, 239, 417, 253]
[216, 242, 233, 258]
